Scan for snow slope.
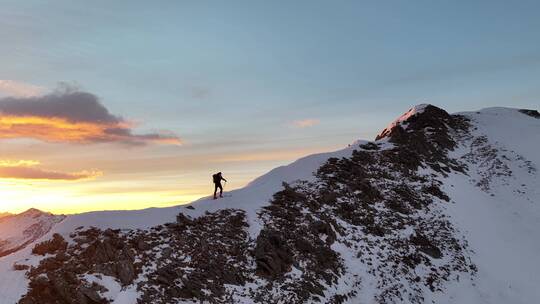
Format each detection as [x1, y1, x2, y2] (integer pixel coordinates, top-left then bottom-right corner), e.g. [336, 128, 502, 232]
[0, 105, 538, 304]
[0, 209, 65, 303]
[439, 108, 540, 304]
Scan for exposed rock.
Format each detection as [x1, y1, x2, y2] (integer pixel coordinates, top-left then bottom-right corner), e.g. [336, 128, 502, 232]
[254, 229, 293, 277]
[137, 209, 251, 303]
[376, 105, 469, 174]
[79, 286, 106, 303]
[20, 228, 143, 304]
[519, 109, 540, 118]
[20, 272, 108, 304]
[116, 260, 136, 285]
[135, 237, 151, 251]
[410, 233, 443, 259]
[13, 263, 30, 271]
[32, 233, 67, 256]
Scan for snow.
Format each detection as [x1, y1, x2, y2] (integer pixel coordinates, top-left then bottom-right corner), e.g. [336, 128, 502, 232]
[83, 273, 141, 304]
[458, 107, 540, 169]
[0, 245, 45, 303]
[0, 105, 538, 303]
[0, 209, 63, 303]
[439, 107, 540, 304]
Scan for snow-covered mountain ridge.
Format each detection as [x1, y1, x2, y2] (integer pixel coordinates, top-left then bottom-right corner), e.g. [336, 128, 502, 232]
[0, 105, 538, 304]
[0, 209, 65, 258]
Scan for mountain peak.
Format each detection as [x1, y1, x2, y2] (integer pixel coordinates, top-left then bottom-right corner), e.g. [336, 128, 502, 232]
[19, 208, 48, 217]
[0, 208, 65, 259]
[375, 104, 448, 140]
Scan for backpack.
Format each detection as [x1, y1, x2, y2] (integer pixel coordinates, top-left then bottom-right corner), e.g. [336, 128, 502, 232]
[212, 173, 220, 183]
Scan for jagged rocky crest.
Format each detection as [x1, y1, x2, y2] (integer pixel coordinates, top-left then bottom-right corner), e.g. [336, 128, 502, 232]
[16, 104, 536, 303]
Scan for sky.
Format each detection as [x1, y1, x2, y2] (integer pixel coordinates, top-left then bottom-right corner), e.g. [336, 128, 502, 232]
[0, 0, 539, 214]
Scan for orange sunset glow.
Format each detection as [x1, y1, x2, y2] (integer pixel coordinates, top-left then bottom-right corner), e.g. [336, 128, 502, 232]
[0, 159, 102, 181]
[0, 115, 181, 145]
[0, 117, 337, 214]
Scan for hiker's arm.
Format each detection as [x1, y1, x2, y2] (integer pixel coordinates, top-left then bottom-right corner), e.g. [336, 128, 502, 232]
[222, 177, 227, 182]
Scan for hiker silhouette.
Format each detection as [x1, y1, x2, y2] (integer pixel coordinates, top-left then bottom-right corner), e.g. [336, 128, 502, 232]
[212, 172, 227, 199]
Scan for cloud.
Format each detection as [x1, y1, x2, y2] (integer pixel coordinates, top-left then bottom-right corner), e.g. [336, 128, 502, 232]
[188, 86, 211, 99]
[291, 119, 320, 128]
[0, 80, 45, 97]
[0, 167, 100, 180]
[0, 160, 101, 181]
[0, 90, 181, 145]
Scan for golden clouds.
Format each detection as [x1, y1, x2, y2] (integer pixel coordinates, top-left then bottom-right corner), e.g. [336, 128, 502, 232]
[0, 90, 181, 145]
[0, 159, 101, 181]
[0, 115, 180, 144]
[0, 159, 40, 167]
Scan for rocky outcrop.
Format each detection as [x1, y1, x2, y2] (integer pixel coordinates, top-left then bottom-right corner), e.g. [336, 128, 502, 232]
[20, 228, 140, 304]
[138, 209, 251, 303]
[20, 272, 109, 304]
[376, 104, 469, 174]
[250, 106, 475, 302]
[519, 109, 540, 118]
[31, 233, 67, 256]
[254, 229, 293, 277]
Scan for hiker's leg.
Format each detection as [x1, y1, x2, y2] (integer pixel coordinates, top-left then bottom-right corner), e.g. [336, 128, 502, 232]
[213, 184, 218, 199]
[219, 184, 223, 197]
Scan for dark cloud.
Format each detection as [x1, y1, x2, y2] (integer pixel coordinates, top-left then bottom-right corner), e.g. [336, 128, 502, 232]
[188, 86, 211, 99]
[0, 90, 181, 145]
[0, 91, 121, 123]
